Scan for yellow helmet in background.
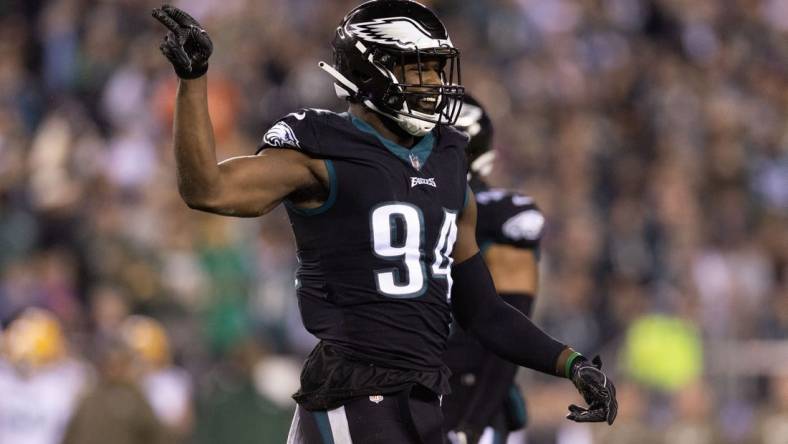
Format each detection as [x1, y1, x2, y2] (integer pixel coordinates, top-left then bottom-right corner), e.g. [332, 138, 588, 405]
[120, 315, 171, 369]
[4, 308, 67, 370]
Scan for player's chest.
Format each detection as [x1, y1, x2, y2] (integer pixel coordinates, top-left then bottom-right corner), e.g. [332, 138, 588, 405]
[333, 153, 464, 215]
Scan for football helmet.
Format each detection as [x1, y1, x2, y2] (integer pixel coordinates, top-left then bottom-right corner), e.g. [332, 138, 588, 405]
[454, 94, 495, 176]
[320, 0, 464, 136]
[4, 308, 66, 370]
[120, 315, 172, 369]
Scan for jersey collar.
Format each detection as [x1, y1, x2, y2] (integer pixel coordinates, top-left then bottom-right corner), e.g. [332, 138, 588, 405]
[349, 114, 435, 171]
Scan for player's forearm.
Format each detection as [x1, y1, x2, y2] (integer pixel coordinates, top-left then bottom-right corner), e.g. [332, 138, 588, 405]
[467, 299, 567, 376]
[451, 253, 569, 377]
[173, 76, 221, 208]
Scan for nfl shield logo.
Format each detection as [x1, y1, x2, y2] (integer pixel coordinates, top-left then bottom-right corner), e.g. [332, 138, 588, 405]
[409, 153, 421, 170]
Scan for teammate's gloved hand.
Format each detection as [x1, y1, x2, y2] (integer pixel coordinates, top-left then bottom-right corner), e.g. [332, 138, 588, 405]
[447, 429, 482, 444]
[152, 5, 213, 79]
[567, 356, 618, 425]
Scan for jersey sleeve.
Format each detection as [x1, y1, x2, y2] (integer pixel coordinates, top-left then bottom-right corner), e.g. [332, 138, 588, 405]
[476, 190, 545, 250]
[256, 109, 322, 156]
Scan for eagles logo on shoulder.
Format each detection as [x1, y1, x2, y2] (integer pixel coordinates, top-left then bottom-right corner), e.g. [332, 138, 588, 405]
[263, 121, 301, 148]
[502, 210, 545, 241]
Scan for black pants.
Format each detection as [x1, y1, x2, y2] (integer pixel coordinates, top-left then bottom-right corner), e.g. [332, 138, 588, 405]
[287, 386, 444, 444]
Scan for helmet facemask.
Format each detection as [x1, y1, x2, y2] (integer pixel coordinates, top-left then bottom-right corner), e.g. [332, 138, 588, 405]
[373, 47, 464, 136]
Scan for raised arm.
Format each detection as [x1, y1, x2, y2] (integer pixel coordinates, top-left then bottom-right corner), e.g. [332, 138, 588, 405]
[174, 78, 323, 216]
[451, 193, 618, 424]
[153, 5, 324, 217]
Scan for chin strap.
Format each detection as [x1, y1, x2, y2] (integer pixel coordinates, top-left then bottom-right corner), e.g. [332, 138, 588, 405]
[363, 99, 435, 137]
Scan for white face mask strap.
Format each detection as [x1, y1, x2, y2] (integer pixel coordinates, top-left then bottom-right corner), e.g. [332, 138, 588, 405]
[319, 61, 359, 97]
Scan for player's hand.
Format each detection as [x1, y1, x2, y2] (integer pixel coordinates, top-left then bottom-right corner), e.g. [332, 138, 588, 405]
[567, 356, 618, 425]
[151, 5, 213, 79]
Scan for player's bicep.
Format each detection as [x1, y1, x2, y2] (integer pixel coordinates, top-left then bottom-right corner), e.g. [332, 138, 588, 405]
[453, 192, 480, 263]
[203, 149, 317, 217]
[484, 245, 538, 294]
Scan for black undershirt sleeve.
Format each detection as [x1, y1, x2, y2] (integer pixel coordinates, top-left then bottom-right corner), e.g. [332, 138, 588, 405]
[500, 292, 535, 318]
[456, 292, 534, 433]
[450, 253, 566, 376]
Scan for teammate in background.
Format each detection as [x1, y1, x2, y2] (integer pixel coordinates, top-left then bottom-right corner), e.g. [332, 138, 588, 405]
[152, 1, 617, 442]
[443, 96, 544, 444]
[121, 315, 194, 440]
[0, 308, 89, 444]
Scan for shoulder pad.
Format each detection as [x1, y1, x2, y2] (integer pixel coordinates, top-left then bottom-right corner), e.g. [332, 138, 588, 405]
[501, 208, 545, 244]
[477, 188, 545, 248]
[438, 125, 471, 146]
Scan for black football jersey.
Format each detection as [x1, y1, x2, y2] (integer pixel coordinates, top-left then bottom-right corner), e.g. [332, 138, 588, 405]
[258, 109, 469, 410]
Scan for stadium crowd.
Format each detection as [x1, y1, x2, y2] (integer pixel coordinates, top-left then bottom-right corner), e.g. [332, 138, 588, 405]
[0, 0, 786, 443]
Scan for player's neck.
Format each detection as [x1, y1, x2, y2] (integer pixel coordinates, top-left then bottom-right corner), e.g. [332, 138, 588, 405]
[349, 103, 417, 148]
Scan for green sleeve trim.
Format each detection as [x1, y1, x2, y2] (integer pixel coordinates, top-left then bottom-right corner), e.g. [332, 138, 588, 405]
[479, 240, 493, 255]
[463, 184, 472, 210]
[312, 411, 335, 444]
[285, 159, 337, 216]
[564, 351, 583, 378]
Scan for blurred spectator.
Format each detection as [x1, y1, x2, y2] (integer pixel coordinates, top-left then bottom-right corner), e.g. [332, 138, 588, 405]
[193, 339, 292, 444]
[61, 335, 167, 444]
[753, 374, 788, 444]
[0, 308, 89, 444]
[120, 315, 194, 441]
[663, 381, 723, 444]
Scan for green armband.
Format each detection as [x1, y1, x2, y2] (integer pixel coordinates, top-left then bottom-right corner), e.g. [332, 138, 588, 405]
[564, 351, 583, 378]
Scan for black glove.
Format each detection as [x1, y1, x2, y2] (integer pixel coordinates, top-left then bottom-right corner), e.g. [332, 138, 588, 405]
[567, 355, 618, 425]
[152, 5, 213, 79]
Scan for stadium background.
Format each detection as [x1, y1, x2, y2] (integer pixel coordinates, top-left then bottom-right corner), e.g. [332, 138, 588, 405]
[0, 0, 786, 443]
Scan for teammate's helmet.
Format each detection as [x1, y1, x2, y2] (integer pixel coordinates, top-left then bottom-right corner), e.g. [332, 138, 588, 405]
[3, 308, 66, 371]
[454, 94, 495, 176]
[120, 315, 172, 370]
[320, 0, 464, 136]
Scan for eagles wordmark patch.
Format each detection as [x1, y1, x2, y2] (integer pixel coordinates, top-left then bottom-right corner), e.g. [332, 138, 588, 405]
[410, 177, 437, 188]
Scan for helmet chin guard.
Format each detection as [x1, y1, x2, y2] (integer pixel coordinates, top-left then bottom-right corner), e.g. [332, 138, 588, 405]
[322, 0, 464, 136]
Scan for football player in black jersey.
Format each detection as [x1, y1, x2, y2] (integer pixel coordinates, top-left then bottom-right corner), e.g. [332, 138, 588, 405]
[443, 96, 545, 444]
[152, 1, 617, 442]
